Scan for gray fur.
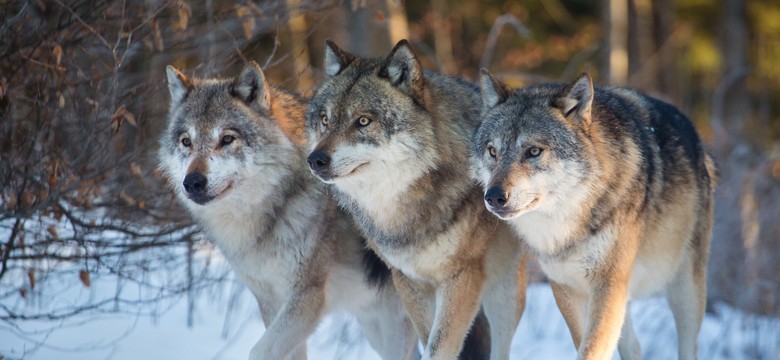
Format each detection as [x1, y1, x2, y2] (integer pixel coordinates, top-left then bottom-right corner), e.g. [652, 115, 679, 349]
[306, 40, 528, 360]
[159, 62, 419, 360]
[474, 70, 717, 360]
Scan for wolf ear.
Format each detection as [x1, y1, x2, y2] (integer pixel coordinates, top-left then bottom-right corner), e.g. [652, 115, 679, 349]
[379, 39, 425, 105]
[232, 61, 272, 111]
[166, 65, 192, 104]
[555, 73, 593, 123]
[479, 69, 510, 112]
[324, 39, 355, 77]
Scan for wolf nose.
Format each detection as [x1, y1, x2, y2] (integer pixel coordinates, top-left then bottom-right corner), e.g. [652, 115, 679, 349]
[183, 172, 207, 194]
[307, 151, 331, 172]
[484, 187, 508, 209]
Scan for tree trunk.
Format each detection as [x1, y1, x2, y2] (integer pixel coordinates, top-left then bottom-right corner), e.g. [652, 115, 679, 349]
[720, 0, 750, 136]
[601, 0, 628, 85]
[652, 0, 677, 102]
[281, 0, 314, 92]
[431, 0, 455, 74]
[627, 0, 657, 92]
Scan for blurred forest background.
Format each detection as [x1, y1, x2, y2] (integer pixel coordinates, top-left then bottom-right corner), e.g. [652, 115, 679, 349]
[1, 0, 779, 355]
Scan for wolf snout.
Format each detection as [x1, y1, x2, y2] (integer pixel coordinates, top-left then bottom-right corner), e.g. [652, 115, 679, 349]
[484, 186, 508, 210]
[307, 151, 331, 173]
[183, 172, 208, 195]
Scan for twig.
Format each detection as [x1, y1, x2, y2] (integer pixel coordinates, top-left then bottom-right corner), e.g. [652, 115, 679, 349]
[480, 14, 531, 71]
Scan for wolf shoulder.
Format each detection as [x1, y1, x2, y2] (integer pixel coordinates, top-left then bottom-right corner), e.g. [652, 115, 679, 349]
[422, 69, 482, 125]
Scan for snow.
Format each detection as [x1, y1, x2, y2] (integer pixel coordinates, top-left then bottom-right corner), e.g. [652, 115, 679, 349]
[3, 279, 779, 360]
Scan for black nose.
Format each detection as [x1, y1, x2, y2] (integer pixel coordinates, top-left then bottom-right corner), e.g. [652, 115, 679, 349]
[484, 186, 508, 209]
[183, 172, 207, 194]
[307, 151, 331, 172]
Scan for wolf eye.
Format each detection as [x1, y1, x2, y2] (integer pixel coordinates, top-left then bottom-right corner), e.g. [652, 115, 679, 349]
[527, 147, 543, 158]
[357, 116, 372, 127]
[221, 135, 235, 146]
[181, 138, 191, 147]
[321, 115, 329, 126]
[487, 144, 497, 158]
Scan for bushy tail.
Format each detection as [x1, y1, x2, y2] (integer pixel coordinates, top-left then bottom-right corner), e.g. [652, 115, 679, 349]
[704, 153, 719, 191]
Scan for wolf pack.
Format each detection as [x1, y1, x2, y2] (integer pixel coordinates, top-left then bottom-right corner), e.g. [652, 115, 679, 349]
[159, 38, 717, 360]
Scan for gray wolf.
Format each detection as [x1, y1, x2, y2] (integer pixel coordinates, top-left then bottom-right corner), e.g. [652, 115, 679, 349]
[305, 40, 529, 360]
[159, 62, 420, 360]
[473, 70, 717, 360]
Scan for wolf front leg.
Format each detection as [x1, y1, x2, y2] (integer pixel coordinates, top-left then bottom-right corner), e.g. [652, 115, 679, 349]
[248, 283, 326, 360]
[482, 235, 529, 360]
[355, 286, 422, 360]
[577, 277, 630, 360]
[577, 235, 639, 360]
[392, 269, 436, 346]
[424, 263, 486, 360]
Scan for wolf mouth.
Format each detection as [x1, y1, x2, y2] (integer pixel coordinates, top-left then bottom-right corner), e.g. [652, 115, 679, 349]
[490, 197, 539, 219]
[315, 161, 369, 182]
[187, 182, 234, 205]
[345, 162, 369, 177]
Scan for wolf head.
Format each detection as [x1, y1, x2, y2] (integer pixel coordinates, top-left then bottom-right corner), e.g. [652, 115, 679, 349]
[472, 70, 596, 220]
[159, 62, 304, 209]
[304, 39, 437, 191]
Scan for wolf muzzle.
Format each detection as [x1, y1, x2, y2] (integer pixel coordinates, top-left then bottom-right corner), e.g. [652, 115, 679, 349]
[484, 186, 508, 211]
[307, 151, 334, 180]
[183, 172, 211, 204]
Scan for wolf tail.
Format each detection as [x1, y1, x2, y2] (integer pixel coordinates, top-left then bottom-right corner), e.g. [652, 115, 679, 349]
[703, 153, 719, 191]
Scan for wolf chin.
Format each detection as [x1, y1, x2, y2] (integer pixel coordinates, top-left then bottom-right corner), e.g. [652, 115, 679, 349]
[158, 62, 420, 360]
[305, 39, 530, 360]
[474, 70, 717, 360]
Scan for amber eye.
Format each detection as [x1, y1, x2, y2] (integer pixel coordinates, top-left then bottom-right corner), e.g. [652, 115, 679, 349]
[321, 115, 329, 126]
[487, 144, 497, 158]
[357, 116, 372, 127]
[527, 146, 542, 158]
[181, 138, 191, 147]
[221, 135, 235, 146]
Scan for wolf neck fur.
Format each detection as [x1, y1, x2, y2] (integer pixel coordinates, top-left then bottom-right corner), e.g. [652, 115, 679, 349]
[335, 87, 477, 248]
[191, 156, 323, 255]
[511, 115, 643, 259]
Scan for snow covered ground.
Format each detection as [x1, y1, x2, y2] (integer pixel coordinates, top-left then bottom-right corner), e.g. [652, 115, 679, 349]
[3, 279, 779, 360]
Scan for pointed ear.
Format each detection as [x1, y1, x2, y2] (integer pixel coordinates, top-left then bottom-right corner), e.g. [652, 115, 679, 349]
[324, 39, 355, 77]
[379, 39, 425, 105]
[555, 72, 593, 123]
[166, 65, 191, 104]
[479, 69, 510, 112]
[232, 61, 272, 110]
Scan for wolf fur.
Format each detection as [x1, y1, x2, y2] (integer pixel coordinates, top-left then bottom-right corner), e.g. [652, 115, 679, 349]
[474, 70, 717, 360]
[159, 62, 420, 360]
[305, 40, 529, 360]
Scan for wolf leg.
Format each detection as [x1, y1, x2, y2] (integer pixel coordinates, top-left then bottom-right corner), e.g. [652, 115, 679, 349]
[617, 303, 641, 360]
[356, 290, 422, 360]
[249, 284, 326, 360]
[482, 248, 528, 360]
[550, 281, 586, 349]
[282, 344, 307, 360]
[578, 280, 630, 360]
[665, 257, 704, 360]
[424, 263, 485, 360]
[392, 269, 436, 344]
